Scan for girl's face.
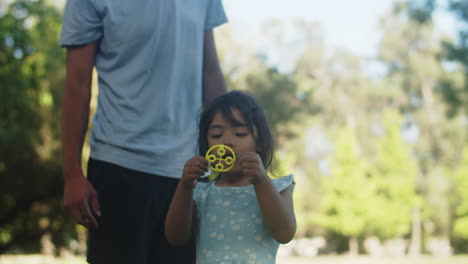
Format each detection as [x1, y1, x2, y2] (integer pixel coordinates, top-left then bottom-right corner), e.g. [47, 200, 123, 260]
[207, 108, 258, 173]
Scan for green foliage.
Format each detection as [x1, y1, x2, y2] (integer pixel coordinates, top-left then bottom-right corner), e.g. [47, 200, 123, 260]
[1, 0, 467, 254]
[406, 0, 468, 115]
[406, 0, 435, 24]
[245, 67, 302, 131]
[444, 0, 468, 115]
[378, 4, 467, 253]
[368, 110, 418, 238]
[453, 146, 468, 239]
[228, 61, 314, 141]
[314, 115, 417, 240]
[315, 128, 372, 237]
[0, 0, 70, 253]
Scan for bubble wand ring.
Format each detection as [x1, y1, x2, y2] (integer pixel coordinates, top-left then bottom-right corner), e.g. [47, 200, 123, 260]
[205, 144, 236, 172]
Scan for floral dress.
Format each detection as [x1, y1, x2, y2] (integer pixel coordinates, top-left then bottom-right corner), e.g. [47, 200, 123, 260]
[193, 174, 294, 264]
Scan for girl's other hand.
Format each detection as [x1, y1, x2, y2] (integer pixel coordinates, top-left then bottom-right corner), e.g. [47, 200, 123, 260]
[237, 152, 268, 185]
[181, 156, 208, 189]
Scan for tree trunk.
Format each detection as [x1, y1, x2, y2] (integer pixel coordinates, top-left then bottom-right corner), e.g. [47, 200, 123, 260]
[349, 236, 359, 256]
[409, 206, 422, 256]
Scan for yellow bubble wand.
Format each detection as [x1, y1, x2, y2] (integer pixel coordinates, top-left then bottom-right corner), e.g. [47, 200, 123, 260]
[204, 144, 236, 181]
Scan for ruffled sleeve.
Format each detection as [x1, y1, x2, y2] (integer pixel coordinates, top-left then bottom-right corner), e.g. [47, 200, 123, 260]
[272, 174, 294, 192]
[193, 181, 209, 204]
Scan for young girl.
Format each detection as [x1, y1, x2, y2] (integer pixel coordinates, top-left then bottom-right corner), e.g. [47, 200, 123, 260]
[165, 91, 296, 264]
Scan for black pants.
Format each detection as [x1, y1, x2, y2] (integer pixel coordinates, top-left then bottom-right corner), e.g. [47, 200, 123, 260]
[86, 158, 195, 264]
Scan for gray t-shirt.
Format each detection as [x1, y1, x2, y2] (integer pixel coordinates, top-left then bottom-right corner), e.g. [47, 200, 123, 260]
[60, 0, 228, 178]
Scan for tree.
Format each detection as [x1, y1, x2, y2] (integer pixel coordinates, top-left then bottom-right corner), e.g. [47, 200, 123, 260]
[216, 21, 316, 142]
[378, 2, 466, 254]
[0, 0, 70, 253]
[315, 128, 373, 255]
[443, 0, 468, 114]
[453, 146, 468, 239]
[406, 0, 468, 115]
[368, 110, 418, 239]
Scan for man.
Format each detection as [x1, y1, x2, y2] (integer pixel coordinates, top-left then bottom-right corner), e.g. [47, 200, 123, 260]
[60, 0, 227, 263]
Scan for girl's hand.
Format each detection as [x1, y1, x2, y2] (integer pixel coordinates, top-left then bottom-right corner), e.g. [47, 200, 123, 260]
[238, 152, 268, 185]
[181, 156, 208, 189]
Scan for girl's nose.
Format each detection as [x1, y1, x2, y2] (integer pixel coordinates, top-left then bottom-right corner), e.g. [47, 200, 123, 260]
[223, 137, 234, 147]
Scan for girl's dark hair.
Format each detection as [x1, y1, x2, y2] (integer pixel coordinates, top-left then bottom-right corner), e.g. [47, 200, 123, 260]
[198, 91, 275, 170]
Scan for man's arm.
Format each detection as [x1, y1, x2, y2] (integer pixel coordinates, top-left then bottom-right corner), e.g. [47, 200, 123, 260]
[62, 41, 100, 229]
[202, 30, 227, 105]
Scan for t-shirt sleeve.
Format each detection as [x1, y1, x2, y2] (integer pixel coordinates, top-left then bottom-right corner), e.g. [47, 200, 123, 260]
[60, 0, 103, 47]
[205, 0, 228, 31]
[272, 174, 294, 192]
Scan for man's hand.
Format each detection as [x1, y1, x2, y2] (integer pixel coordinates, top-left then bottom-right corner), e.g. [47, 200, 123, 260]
[64, 173, 101, 229]
[181, 156, 208, 189]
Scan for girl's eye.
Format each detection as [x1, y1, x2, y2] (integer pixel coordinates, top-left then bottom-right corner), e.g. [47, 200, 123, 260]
[235, 133, 248, 137]
[210, 134, 222, 139]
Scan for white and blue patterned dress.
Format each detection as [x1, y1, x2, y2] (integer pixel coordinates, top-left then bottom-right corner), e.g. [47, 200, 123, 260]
[193, 174, 294, 264]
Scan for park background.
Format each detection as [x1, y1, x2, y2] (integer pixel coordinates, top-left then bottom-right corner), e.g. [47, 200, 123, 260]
[1, 0, 468, 263]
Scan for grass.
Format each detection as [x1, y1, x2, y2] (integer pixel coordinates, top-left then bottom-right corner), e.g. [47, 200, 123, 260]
[1, 255, 467, 264]
[277, 255, 468, 264]
[0, 255, 83, 264]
